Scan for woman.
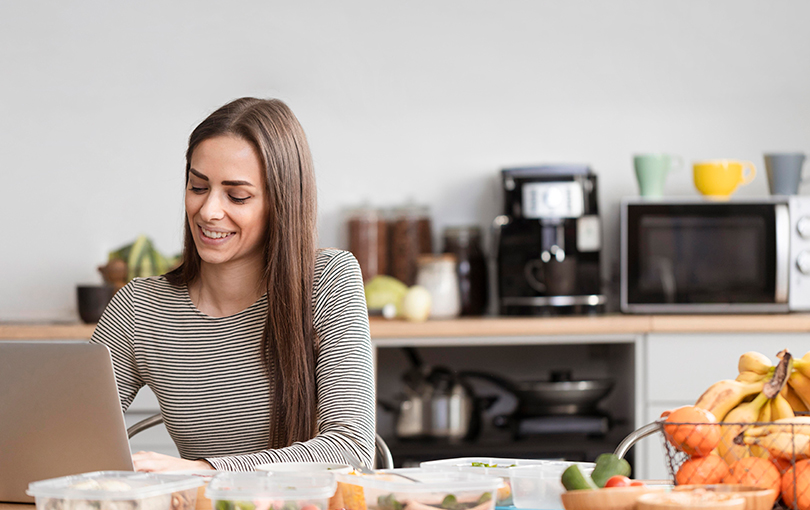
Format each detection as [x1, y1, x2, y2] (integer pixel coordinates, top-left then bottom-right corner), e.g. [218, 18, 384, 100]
[91, 97, 374, 472]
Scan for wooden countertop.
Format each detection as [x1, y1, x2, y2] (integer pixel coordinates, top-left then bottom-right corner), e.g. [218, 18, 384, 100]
[3, 313, 810, 341]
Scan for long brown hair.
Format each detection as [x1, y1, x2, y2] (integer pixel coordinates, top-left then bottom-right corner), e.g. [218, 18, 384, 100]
[166, 97, 318, 446]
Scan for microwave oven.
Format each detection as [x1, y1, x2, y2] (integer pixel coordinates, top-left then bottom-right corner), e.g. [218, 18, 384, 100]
[621, 196, 810, 313]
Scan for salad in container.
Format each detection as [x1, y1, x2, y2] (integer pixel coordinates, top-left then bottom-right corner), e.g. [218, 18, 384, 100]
[333, 468, 502, 510]
[420, 457, 556, 506]
[26, 471, 205, 510]
[206, 471, 337, 510]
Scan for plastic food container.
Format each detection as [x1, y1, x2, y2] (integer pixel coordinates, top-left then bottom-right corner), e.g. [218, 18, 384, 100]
[333, 468, 502, 510]
[420, 457, 553, 507]
[27, 471, 205, 510]
[508, 462, 595, 510]
[206, 471, 337, 510]
[255, 462, 352, 475]
[164, 471, 216, 510]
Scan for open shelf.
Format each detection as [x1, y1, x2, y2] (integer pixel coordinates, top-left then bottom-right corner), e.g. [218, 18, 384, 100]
[385, 426, 635, 468]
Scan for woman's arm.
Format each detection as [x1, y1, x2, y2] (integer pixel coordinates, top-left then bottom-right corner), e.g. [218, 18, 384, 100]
[89, 281, 144, 411]
[204, 250, 375, 470]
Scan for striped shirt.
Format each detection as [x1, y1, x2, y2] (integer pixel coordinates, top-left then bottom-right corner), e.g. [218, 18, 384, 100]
[90, 249, 375, 470]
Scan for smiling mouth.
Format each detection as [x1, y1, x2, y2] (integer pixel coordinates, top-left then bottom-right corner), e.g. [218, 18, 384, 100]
[200, 226, 235, 240]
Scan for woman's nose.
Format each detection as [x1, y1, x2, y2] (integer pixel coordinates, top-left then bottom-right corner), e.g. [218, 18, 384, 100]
[199, 193, 225, 221]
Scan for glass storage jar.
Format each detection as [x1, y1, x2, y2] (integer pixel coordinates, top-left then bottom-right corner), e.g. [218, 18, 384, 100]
[388, 204, 433, 286]
[346, 206, 387, 282]
[415, 253, 461, 319]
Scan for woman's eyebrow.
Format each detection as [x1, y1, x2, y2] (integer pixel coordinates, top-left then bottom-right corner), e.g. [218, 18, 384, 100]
[189, 168, 208, 181]
[189, 168, 254, 187]
[221, 179, 255, 187]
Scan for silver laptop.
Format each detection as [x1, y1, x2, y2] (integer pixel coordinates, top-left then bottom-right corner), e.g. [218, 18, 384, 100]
[0, 341, 134, 503]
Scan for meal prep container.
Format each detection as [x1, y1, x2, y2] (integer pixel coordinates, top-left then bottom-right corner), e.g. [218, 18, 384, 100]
[164, 471, 216, 510]
[206, 471, 337, 510]
[419, 457, 552, 506]
[508, 462, 595, 510]
[334, 468, 502, 510]
[255, 462, 352, 474]
[27, 470, 205, 510]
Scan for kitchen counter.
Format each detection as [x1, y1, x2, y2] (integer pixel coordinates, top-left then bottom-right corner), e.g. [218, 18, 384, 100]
[3, 313, 810, 340]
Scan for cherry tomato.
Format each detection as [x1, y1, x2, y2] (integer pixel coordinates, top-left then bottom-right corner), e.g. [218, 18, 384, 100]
[630, 481, 646, 487]
[604, 475, 632, 488]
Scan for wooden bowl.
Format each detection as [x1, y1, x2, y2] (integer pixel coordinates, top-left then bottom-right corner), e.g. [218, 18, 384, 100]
[637, 490, 745, 510]
[561, 486, 666, 510]
[672, 485, 777, 510]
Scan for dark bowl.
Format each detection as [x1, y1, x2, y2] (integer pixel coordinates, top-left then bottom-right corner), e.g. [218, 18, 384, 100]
[76, 285, 117, 323]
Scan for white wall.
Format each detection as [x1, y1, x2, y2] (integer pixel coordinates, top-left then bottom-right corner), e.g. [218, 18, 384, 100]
[2, 0, 809, 321]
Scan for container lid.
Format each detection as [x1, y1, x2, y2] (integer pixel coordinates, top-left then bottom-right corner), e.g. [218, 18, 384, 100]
[334, 468, 502, 493]
[206, 471, 336, 501]
[508, 462, 595, 478]
[420, 457, 555, 477]
[27, 471, 205, 500]
[254, 462, 352, 474]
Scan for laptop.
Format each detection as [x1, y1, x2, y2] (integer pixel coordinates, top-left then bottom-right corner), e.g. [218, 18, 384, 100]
[0, 341, 134, 503]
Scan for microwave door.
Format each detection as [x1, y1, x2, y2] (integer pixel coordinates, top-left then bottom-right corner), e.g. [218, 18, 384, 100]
[623, 201, 788, 314]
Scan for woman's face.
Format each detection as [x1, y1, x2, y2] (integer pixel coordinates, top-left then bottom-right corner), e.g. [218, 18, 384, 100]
[186, 135, 269, 271]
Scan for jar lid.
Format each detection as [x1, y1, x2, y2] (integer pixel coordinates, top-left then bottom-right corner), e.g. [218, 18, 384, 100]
[391, 203, 431, 218]
[443, 226, 481, 240]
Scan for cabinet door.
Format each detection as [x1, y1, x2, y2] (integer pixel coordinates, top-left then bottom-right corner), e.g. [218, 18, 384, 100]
[646, 333, 809, 403]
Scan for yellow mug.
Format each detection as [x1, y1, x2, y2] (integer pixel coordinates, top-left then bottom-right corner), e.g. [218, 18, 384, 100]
[693, 160, 756, 199]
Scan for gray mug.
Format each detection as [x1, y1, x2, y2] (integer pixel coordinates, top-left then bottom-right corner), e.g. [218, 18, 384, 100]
[764, 153, 807, 195]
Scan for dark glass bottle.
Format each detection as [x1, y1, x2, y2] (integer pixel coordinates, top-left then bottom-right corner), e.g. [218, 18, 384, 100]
[442, 226, 488, 315]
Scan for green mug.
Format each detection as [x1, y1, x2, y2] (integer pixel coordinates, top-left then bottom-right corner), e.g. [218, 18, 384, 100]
[633, 153, 683, 198]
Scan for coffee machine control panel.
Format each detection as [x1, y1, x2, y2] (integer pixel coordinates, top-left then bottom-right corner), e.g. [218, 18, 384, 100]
[521, 181, 584, 219]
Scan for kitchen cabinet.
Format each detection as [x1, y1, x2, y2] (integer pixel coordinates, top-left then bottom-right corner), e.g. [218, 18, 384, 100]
[372, 334, 642, 469]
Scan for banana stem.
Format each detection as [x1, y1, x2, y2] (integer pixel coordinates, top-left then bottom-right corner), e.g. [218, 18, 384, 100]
[764, 351, 792, 399]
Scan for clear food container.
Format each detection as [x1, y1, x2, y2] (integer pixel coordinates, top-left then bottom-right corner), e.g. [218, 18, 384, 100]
[26, 471, 205, 510]
[508, 462, 595, 510]
[334, 468, 502, 510]
[254, 462, 352, 475]
[206, 471, 337, 510]
[420, 457, 554, 507]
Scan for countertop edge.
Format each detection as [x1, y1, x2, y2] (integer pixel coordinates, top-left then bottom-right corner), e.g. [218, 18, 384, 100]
[3, 313, 810, 340]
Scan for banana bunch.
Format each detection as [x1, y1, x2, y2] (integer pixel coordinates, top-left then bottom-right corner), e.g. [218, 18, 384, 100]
[694, 350, 794, 464]
[736, 416, 810, 460]
[689, 349, 810, 466]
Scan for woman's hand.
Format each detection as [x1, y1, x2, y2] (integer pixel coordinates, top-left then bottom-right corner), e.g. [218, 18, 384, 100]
[132, 451, 214, 472]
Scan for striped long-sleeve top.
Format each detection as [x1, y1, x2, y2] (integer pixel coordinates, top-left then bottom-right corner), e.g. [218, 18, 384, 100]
[90, 249, 375, 470]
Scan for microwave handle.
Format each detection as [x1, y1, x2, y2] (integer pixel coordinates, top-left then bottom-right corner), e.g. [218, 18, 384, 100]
[775, 203, 790, 304]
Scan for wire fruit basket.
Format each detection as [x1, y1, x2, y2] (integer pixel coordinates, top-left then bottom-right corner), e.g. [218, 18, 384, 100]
[614, 420, 810, 510]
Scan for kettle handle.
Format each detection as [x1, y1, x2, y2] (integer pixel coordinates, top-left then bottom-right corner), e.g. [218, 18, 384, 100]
[458, 370, 521, 396]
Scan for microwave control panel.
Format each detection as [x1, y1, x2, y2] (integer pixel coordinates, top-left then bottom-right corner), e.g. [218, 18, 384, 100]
[789, 196, 810, 310]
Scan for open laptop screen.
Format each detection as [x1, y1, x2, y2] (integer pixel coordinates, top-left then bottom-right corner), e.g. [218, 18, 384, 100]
[0, 341, 134, 503]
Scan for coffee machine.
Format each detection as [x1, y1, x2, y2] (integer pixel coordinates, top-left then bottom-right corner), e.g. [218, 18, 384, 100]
[494, 165, 605, 315]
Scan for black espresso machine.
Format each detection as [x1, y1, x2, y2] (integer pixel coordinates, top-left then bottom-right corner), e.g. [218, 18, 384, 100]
[494, 165, 605, 315]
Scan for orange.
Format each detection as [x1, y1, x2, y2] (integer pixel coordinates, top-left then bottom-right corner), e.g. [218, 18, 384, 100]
[725, 457, 781, 494]
[772, 456, 793, 475]
[782, 459, 810, 510]
[665, 406, 722, 457]
[676, 456, 730, 485]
